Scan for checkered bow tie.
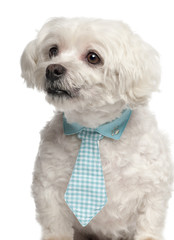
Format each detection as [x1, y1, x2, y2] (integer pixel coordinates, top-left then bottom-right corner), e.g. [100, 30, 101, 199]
[63, 109, 132, 227]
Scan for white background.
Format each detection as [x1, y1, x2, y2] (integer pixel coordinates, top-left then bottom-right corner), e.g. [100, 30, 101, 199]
[0, 0, 173, 239]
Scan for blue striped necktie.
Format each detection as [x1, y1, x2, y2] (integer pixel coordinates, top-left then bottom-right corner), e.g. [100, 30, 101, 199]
[63, 109, 132, 226]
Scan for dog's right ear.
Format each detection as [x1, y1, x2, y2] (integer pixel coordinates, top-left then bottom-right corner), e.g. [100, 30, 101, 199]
[20, 40, 37, 88]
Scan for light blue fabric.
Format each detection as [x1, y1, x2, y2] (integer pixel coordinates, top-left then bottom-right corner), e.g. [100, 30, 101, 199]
[63, 108, 132, 140]
[65, 129, 106, 226]
[64, 109, 132, 226]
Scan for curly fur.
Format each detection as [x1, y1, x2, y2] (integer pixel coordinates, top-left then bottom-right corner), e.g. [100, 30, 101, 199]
[20, 18, 173, 240]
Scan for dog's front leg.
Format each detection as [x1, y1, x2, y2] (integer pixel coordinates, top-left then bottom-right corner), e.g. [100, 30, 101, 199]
[134, 191, 170, 240]
[32, 172, 74, 240]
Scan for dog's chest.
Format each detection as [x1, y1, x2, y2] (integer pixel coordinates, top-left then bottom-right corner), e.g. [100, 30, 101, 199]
[38, 117, 153, 232]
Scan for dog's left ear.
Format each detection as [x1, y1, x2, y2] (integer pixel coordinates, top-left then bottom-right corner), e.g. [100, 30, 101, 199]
[117, 35, 161, 106]
[21, 40, 37, 88]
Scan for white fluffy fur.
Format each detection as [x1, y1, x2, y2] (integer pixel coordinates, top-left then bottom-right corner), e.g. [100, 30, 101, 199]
[21, 18, 173, 240]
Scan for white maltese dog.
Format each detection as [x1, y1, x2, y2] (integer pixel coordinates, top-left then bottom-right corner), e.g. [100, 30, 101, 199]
[21, 18, 173, 240]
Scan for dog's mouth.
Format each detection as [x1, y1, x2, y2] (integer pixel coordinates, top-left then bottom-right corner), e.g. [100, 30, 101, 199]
[46, 86, 80, 98]
[46, 87, 71, 97]
[45, 77, 80, 98]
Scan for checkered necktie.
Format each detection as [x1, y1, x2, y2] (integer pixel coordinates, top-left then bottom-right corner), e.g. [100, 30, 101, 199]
[63, 109, 132, 226]
[64, 128, 107, 226]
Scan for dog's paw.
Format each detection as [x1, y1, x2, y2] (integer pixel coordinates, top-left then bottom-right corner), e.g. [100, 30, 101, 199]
[134, 234, 162, 240]
[137, 237, 161, 240]
[44, 237, 72, 240]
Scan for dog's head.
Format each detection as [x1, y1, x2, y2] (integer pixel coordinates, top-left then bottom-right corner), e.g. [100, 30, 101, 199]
[21, 18, 160, 112]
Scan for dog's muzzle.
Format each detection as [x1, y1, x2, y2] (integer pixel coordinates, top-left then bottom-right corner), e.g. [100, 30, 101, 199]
[45, 64, 78, 98]
[45, 64, 69, 96]
[46, 64, 66, 82]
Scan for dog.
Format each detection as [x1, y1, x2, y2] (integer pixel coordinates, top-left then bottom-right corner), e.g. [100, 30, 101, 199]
[21, 18, 173, 240]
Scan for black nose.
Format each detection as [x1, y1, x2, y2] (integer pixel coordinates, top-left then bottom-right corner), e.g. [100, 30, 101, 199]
[46, 64, 66, 82]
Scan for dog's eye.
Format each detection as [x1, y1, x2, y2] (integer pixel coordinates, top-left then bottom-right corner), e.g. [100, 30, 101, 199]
[86, 52, 101, 64]
[49, 46, 58, 58]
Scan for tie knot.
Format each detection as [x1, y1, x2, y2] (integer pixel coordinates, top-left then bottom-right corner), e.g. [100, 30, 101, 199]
[77, 128, 103, 141]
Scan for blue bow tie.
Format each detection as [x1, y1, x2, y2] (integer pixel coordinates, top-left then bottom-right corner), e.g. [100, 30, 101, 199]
[63, 109, 132, 226]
